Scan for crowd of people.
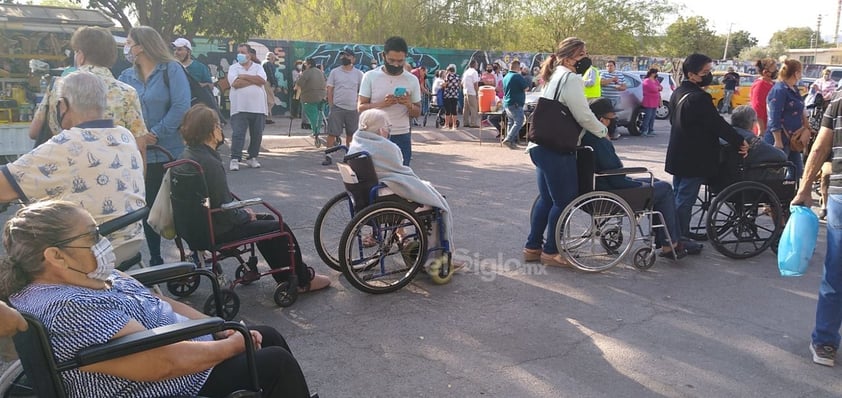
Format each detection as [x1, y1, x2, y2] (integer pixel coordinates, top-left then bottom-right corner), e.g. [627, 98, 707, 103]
[3, 24, 842, 397]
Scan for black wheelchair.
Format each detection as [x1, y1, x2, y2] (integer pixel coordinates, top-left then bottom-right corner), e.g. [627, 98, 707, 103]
[0, 263, 261, 398]
[314, 146, 454, 294]
[163, 158, 300, 316]
[687, 144, 796, 259]
[531, 147, 677, 272]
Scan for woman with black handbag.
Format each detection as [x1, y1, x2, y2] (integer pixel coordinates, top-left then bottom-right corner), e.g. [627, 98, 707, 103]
[523, 37, 607, 267]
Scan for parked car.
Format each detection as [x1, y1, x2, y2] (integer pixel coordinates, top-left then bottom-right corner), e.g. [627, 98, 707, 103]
[705, 71, 758, 111]
[631, 70, 675, 119]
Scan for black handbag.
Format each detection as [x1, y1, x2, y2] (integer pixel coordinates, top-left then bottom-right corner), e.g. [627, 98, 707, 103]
[527, 73, 581, 153]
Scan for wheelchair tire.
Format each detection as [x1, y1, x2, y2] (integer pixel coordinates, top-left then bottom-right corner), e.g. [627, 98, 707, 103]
[314, 192, 354, 272]
[555, 191, 636, 273]
[0, 360, 33, 398]
[688, 185, 711, 241]
[203, 289, 240, 320]
[166, 275, 200, 297]
[273, 279, 298, 307]
[339, 201, 428, 294]
[706, 181, 782, 259]
[235, 263, 259, 286]
[632, 247, 656, 271]
[428, 254, 454, 285]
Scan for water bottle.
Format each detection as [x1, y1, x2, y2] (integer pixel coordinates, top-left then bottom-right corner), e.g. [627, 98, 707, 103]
[39, 76, 48, 93]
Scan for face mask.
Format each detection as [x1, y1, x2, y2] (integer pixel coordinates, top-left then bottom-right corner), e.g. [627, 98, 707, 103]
[215, 129, 226, 150]
[606, 118, 617, 135]
[67, 237, 116, 282]
[521, 71, 528, 76]
[340, 58, 352, 66]
[236, 53, 248, 65]
[123, 46, 135, 64]
[698, 73, 713, 87]
[486, 69, 492, 73]
[296, 65, 302, 71]
[384, 63, 403, 75]
[574, 57, 592, 75]
[770, 71, 779, 80]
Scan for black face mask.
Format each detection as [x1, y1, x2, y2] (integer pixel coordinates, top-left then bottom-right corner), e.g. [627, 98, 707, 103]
[486, 69, 492, 73]
[56, 98, 68, 129]
[606, 118, 617, 135]
[698, 73, 713, 87]
[769, 71, 779, 80]
[384, 63, 403, 75]
[340, 57, 352, 66]
[574, 57, 592, 75]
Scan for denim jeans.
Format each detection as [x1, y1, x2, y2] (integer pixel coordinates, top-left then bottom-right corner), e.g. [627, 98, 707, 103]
[526, 146, 578, 254]
[390, 133, 412, 166]
[813, 194, 842, 348]
[642, 179, 680, 247]
[504, 105, 525, 144]
[230, 112, 265, 161]
[721, 90, 735, 112]
[641, 107, 656, 135]
[672, 175, 705, 239]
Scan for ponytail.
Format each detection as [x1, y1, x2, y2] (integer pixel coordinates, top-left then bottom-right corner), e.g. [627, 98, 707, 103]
[540, 54, 557, 84]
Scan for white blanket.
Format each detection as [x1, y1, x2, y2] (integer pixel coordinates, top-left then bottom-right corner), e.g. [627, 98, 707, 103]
[347, 131, 454, 247]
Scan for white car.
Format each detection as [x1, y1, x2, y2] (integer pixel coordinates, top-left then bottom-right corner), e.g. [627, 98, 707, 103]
[632, 71, 675, 120]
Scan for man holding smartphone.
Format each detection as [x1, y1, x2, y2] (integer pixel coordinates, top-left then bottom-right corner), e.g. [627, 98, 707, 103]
[358, 36, 422, 166]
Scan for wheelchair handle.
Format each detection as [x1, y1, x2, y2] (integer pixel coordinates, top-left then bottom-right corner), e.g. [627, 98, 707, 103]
[221, 198, 263, 210]
[99, 207, 149, 237]
[342, 150, 371, 162]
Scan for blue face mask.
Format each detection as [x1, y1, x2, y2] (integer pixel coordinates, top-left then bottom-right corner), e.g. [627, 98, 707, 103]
[236, 53, 248, 65]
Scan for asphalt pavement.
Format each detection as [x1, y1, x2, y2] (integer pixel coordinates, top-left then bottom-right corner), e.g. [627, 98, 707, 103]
[3, 115, 841, 397]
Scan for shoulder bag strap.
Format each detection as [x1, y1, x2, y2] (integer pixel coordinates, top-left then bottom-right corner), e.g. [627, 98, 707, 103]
[553, 72, 571, 102]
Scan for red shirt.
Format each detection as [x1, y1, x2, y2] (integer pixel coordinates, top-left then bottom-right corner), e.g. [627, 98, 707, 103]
[750, 78, 774, 134]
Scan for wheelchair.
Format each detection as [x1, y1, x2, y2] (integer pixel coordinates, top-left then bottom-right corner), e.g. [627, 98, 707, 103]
[0, 262, 262, 398]
[314, 146, 454, 294]
[163, 158, 300, 315]
[531, 147, 676, 272]
[687, 144, 796, 259]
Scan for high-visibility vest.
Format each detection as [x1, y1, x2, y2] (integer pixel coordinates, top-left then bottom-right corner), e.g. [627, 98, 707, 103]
[583, 66, 601, 99]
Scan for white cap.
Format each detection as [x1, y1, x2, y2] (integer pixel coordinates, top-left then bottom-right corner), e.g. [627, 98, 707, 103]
[172, 38, 192, 51]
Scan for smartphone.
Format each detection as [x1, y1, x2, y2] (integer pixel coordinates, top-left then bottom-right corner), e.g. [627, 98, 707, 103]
[394, 87, 407, 96]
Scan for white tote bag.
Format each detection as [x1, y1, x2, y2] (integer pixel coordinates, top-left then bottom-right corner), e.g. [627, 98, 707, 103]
[147, 169, 176, 240]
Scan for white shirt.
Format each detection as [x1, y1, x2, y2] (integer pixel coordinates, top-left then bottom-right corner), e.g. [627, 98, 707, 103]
[227, 61, 268, 115]
[541, 66, 606, 135]
[359, 67, 422, 136]
[462, 67, 479, 96]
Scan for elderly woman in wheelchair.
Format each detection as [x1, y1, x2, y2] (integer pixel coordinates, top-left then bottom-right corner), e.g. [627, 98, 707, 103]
[177, 104, 330, 298]
[315, 109, 456, 293]
[0, 200, 313, 397]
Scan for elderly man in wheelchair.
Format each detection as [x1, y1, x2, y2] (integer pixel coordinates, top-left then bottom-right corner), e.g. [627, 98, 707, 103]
[316, 109, 456, 293]
[0, 200, 315, 398]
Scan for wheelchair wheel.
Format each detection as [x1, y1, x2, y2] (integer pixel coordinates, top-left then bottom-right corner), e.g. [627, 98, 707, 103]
[706, 181, 782, 259]
[428, 254, 454, 285]
[234, 262, 260, 286]
[339, 201, 428, 294]
[555, 191, 636, 272]
[688, 185, 711, 241]
[273, 278, 299, 307]
[166, 275, 200, 297]
[314, 192, 354, 272]
[0, 360, 33, 398]
[203, 289, 240, 320]
[632, 247, 656, 270]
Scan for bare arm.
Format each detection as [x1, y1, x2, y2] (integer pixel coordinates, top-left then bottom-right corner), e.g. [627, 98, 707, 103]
[358, 94, 398, 112]
[792, 125, 833, 207]
[28, 108, 46, 140]
[0, 301, 27, 337]
[327, 85, 335, 107]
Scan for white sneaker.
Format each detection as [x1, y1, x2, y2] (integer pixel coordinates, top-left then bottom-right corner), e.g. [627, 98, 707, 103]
[229, 159, 240, 171]
[246, 158, 261, 168]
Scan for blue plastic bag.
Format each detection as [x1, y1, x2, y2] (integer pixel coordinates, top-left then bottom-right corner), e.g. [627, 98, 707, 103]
[777, 205, 819, 276]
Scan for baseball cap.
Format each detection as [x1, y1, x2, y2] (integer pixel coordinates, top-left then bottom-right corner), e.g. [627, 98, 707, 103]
[588, 98, 616, 118]
[172, 38, 192, 51]
[340, 47, 354, 56]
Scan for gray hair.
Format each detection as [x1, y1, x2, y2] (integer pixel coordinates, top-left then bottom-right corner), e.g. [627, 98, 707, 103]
[58, 71, 107, 117]
[730, 105, 757, 130]
[358, 109, 390, 132]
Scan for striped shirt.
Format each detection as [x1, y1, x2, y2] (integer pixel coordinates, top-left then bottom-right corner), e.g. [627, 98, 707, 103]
[601, 70, 626, 106]
[822, 93, 842, 193]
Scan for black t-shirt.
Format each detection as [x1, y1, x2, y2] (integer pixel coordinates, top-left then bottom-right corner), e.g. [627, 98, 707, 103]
[723, 72, 740, 90]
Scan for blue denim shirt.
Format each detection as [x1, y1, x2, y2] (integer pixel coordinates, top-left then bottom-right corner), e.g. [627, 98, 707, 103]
[764, 81, 804, 143]
[119, 61, 190, 163]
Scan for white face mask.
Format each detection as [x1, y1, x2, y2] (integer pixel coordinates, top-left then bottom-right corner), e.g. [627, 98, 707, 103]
[124, 45, 136, 64]
[66, 237, 116, 282]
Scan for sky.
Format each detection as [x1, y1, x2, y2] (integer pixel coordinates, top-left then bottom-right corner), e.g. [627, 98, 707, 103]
[672, 0, 840, 46]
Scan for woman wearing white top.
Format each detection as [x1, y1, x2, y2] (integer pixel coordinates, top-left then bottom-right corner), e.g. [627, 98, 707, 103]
[523, 37, 607, 267]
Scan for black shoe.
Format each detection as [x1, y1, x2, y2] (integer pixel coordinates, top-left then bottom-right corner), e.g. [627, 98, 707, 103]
[265, 119, 275, 124]
[149, 256, 164, 266]
[658, 247, 688, 260]
[321, 156, 332, 166]
[682, 241, 703, 255]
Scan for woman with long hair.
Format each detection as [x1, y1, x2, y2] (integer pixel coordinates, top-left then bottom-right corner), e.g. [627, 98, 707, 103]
[750, 58, 778, 135]
[118, 26, 191, 266]
[763, 58, 810, 181]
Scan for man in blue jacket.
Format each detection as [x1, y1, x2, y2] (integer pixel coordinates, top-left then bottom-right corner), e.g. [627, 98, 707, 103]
[502, 60, 529, 149]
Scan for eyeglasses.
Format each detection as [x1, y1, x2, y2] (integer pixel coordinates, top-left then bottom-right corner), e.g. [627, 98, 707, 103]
[52, 226, 100, 248]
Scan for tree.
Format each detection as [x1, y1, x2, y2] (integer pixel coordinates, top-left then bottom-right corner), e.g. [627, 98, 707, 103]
[737, 41, 787, 62]
[721, 30, 757, 60]
[662, 16, 720, 58]
[78, 0, 280, 41]
[769, 27, 818, 49]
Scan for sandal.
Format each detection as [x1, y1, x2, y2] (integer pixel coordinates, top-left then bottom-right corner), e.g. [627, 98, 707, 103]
[539, 252, 570, 268]
[297, 267, 331, 293]
[523, 248, 542, 262]
[658, 247, 687, 260]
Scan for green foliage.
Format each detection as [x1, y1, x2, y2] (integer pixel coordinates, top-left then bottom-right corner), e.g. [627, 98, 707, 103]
[769, 27, 817, 49]
[737, 41, 788, 62]
[722, 30, 758, 60]
[662, 16, 720, 58]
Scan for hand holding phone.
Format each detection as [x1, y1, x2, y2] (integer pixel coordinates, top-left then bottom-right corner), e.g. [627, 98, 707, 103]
[394, 87, 407, 97]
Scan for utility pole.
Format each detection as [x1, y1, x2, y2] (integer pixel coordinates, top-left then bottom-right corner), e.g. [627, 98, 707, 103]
[836, 0, 841, 47]
[816, 14, 823, 61]
[723, 22, 734, 60]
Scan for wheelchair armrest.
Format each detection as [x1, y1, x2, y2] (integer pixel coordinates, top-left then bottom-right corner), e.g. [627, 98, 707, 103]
[596, 167, 649, 176]
[325, 145, 348, 155]
[220, 198, 263, 210]
[99, 207, 149, 237]
[126, 262, 196, 285]
[73, 318, 225, 367]
[746, 161, 791, 170]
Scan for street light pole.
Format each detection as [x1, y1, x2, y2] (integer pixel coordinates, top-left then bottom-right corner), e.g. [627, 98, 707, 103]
[723, 22, 734, 60]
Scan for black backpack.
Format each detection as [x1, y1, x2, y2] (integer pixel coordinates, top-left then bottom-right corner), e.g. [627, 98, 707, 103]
[164, 63, 226, 123]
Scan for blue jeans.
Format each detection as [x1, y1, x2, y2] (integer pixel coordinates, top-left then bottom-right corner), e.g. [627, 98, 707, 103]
[526, 146, 578, 254]
[390, 133, 412, 166]
[504, 105, 525, 144]
[721, 90, 735, 112]
[643, 179, 680, 247]
[641, 107, 656, 135]
[813, 194, 842, 348]
[230, 112, 265, 161]
[672, 175, 705, 239]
